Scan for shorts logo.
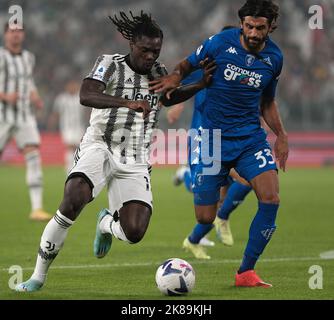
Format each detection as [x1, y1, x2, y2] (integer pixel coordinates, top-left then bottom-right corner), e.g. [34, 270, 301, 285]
[195, 173, 204, 186]
[245, 54, 255, 67]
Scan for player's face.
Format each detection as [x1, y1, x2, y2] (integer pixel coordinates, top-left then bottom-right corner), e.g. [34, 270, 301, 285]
[4, 28, 25, 47]
[130, 35, 162, 74]
[241, 16, 270, 51]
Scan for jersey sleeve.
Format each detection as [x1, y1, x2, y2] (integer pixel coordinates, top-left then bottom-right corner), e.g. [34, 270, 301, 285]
[86, 55, 116, 86]
[187, 36, 216, 69]
[262, 55, 283, 99]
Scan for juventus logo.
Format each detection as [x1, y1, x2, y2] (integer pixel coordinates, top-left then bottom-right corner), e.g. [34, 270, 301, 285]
[46, 241, 55, 252]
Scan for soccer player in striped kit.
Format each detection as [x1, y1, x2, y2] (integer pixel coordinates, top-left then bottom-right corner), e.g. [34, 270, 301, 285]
[0, 23, 51, 222]
[16, 11, 215, 292]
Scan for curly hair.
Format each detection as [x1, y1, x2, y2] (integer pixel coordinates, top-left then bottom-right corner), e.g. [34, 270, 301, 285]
[238, 0, 279, 31]
[109, 11, 163, 41]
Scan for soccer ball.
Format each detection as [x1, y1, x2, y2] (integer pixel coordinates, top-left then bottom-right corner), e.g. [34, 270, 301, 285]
[155, 258, 195, 296]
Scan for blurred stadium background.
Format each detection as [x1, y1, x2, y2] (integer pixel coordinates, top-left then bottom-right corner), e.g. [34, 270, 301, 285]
[0, 0, 333, 168]
[0, 0, 334, 300]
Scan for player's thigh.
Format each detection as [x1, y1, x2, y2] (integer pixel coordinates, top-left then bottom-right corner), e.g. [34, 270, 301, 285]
[107, 165, 152, 215]
[68, 142, 112, 199]
[0, 123, 14, 153]
[250, 170, 280, 204]
[235, 140, 279, 203]
[14, 120, 40, 150]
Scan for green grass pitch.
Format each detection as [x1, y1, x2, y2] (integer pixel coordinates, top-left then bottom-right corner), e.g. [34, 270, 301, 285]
[0, 166, 333, 300]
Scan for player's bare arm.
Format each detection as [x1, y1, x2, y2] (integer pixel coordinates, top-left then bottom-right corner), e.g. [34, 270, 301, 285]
[160, 60, 216, 107]
[30, 90, 44, 109]
[80, 78, 151, 119]
[261, 96, 289, 171]
[0, 92, 19, 104]
[149, 59, 195, 95]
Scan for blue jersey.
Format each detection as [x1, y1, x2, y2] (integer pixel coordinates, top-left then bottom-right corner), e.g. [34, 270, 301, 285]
[181, 69, 205, 131]
[187, 28, 283, 137]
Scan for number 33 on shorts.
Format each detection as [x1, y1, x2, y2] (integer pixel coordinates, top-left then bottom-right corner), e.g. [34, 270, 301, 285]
[254, 149, 275, 168]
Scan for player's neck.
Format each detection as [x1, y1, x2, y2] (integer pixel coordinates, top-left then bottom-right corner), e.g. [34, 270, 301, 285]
[239, 35, 265, 54]
[6, 43, 22, 55]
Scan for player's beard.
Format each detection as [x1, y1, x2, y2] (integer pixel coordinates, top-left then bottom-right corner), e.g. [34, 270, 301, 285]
[242, 33, 267, 52]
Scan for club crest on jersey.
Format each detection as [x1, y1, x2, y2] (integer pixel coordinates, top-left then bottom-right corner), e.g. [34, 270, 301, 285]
[245, 54, 256, 67]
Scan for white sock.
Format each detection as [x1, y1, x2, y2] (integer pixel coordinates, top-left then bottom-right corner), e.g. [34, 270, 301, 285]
[111, 220, 131, 243]
[99, 214, 113, 234]
[99, 211, 132, 243]
[65, 148, 75, 174]
[31, 210, 74, 283]
[25, 150, 43, 211]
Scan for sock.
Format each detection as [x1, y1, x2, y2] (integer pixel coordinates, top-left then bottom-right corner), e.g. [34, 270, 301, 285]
[30, 211, 74, 283]
[238, 202, 279, 273]
[99, 211, 132, 243]
[217, 182, 252, 220]
[25, 150, 43, 211]
[183, 169, 192, 193]
[188, 223, 214, 244]
[65, 148, 75, 174]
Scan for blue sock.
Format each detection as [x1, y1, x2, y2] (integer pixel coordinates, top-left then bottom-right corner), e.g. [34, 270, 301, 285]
[217, 182, 252, 220]
[183, 169, 192, 193]
[238, 202, 279, 273]
[188, 223, 214, 244]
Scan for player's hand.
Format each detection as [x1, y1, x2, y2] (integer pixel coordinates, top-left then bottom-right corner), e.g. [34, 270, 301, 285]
[5, 92, 19, 105]
[199, 59, 216, 88]
[149, 72, 182, 98]
[127, 100, 151, 119]
[274, 133, 289, 172]
[30, 91, 44, 109]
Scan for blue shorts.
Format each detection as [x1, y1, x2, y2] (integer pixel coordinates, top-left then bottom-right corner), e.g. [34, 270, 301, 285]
[192, 131, 277, 206]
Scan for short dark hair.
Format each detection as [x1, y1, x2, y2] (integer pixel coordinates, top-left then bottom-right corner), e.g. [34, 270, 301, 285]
[109, 11, 163, 42]
[238, 0, 279, 28]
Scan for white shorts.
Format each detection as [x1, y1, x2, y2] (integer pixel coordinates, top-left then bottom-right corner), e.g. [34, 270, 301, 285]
[0, 120, 40, 152]
[68, 139, 153, 214]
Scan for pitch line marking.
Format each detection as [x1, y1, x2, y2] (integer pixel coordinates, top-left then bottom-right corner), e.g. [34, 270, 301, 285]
[0, 256, 326, 272]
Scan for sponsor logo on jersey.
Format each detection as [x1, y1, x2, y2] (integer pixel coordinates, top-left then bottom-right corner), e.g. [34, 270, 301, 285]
[226, 47, 238, 55]
[124, 90, 160, 108]
[224, 64, 263, 88]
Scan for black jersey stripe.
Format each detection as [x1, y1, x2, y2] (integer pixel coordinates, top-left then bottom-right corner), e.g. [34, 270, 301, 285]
[102, 61, 116, 84]
[120, 73, 141, 163]
[103, 61, 125, 151]
[20, 53, 29, 123]
[12, 56, 19, 122]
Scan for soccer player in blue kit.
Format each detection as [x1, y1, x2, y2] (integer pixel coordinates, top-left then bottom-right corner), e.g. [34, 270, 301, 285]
[150, 0, 289, 287]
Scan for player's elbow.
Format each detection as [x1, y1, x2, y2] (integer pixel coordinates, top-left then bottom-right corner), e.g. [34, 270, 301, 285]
[79, 91, 91, 107]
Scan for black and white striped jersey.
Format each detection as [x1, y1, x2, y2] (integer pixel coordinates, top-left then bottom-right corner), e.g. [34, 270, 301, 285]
[84, 54, 168, 164]
[0, 47, 36, 125]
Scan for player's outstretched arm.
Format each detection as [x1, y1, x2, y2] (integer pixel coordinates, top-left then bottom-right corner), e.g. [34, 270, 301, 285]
[149, 59, 195, 96]
[160, 60, 216, 107]
[261, 96, 289, 171]
[80, 79, 151, 119]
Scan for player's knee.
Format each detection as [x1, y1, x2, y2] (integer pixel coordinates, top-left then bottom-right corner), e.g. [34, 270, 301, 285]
[59, 177, 92, 220]
[259, 192, 280, 205]
[120, 204, 151, 244]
